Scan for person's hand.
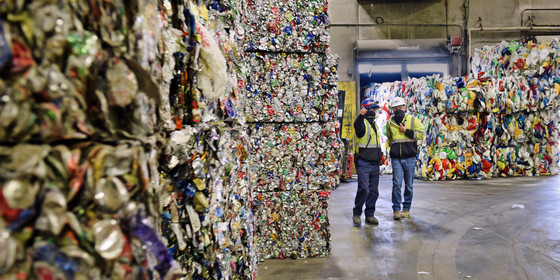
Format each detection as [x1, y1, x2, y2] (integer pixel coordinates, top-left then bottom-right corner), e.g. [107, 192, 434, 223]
[360, 107, 367, 115]
[399, 123, 406, 133]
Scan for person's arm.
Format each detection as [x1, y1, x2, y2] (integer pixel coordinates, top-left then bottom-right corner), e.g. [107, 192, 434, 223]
[404, 124, 414, 139]
[385, 123, 393, 153]
[413, 117, 425, 140]
[354, 114, 366, 138]
[385, 121, 393, 141]
[404, 116, 425, 140]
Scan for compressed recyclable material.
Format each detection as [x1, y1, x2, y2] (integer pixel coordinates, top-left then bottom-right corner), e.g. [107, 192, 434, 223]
[1, 0, 260, 279]
[159, 124, 256, 279]
[248, 122, 342, 192]
[363, 53, 560, 180]
[0, 1, 181, 279]
[0, 0, 340, 276]
[0, 3, 161, 144]
[156, 1, 258, 278]
[471, 39, 560, 79]
[242, 0, 340, 262]
[244, 52, 339, 122]
[253, 190, 331, 260]
[0, 143, 177, 279]
[242, 0, 330, 53]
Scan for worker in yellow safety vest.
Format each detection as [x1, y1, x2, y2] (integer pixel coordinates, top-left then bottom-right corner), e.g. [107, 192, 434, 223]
[352, 97, 382, 226]
[386, 97, 424, 221]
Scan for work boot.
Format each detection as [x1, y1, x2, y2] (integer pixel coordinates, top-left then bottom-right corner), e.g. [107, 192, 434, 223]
[393, 211, 401, 220]
[365, 216, 379, 225]
[353, 216, 361, 226]
[401, 210, 410, 218]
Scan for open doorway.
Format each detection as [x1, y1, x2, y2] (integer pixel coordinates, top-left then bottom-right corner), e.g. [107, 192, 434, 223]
[357, 60, 450, 101]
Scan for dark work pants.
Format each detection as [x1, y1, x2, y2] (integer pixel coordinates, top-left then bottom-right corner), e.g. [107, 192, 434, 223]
[353, 159, 380, 217]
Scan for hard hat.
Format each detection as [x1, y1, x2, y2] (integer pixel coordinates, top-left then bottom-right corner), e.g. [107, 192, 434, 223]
[390, 97, 406, 108]
[361, 97, 379, 110]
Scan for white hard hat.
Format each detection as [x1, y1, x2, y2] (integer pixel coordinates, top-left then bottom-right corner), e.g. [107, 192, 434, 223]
[391, 97, 406, 108]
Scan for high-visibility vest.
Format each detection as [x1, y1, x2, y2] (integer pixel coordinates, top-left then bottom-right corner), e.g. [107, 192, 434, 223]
[386, 114, 424, 143]
[386, 114, 425, 158]
[354, 119, 381, 154]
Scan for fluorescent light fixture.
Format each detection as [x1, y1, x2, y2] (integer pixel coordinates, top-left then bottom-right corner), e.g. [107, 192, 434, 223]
[358, 64, 401, 74]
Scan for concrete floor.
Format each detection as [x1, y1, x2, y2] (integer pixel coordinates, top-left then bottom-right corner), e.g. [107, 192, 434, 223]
[256, 175, 560, 280]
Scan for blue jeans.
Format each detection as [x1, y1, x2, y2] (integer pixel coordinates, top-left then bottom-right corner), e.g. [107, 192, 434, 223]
[354, 159, 380, 217]
[391, 157, 416, 212]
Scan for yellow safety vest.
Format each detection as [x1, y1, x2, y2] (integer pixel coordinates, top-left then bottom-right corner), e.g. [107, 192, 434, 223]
[354, 119, 381, 154]
[386, 114, 425, 158]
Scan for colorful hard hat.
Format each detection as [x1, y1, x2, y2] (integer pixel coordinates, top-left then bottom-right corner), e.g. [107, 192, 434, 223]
[390, 97, 406, 108]
[361, 97, 379, 109]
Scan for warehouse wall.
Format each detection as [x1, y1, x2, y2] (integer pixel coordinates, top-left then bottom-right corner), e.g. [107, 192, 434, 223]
[330, 0, 560, 82]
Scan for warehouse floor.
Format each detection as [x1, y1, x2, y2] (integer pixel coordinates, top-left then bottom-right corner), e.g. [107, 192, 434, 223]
[256, 175, 560, 280]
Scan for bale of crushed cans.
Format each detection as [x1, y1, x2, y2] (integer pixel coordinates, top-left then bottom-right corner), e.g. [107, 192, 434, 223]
[243, 0, 342, 261]
[0, 1, 179, 278]
[156, 1, 259, 279]
[241, 0, 330, 53]
[244, 52, 338, 123]
[248, 122, 342, 193]
[1, 1, 342, 278]
[0, 0, 259, 279]
[252, 189, 331, 260]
